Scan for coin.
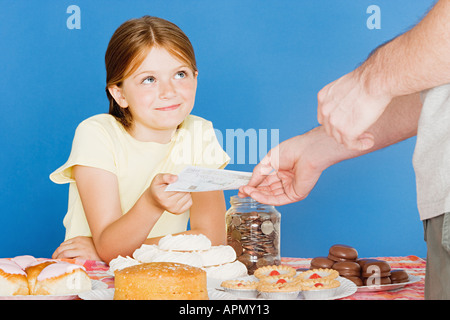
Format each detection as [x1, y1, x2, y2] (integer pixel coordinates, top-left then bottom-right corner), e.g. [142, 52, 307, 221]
[231, 216, 241, 227]
[241, 211, 259, 220]
[260, 220, 274, 235]
[226, 207, 281, 275]
[237, 253, 254, 268]
[228, 239, 243, 256]
[231, 229, 242, 241]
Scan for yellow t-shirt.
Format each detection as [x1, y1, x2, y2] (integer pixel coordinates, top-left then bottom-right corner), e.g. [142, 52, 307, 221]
[50, 114, 230, 240]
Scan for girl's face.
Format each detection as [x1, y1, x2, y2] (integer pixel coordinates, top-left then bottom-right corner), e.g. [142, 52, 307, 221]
[109, 47, 198, 142]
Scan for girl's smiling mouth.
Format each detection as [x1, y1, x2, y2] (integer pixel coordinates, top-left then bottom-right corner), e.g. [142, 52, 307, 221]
[155, 104, 181, 111]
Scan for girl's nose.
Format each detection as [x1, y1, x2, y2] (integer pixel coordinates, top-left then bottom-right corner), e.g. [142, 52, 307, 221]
[159, 80, 176, 100]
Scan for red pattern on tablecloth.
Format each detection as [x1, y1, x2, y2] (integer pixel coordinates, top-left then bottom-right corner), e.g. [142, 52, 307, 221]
[281, 255, 425, 300]
[73, 255, 426, 300]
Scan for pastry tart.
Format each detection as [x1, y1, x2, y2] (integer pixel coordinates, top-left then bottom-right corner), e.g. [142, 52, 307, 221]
[301, 278, 340, 290]
[221, 279, 258, 290]
[253, 265, 296, 280]
[300, 278, 340, 300]
[257, 277, 301, 299]
[220, 279, 258, 298]
[297, 268, 339, 282]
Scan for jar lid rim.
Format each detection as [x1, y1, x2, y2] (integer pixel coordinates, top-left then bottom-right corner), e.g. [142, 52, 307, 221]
[230, 195, 272, 205]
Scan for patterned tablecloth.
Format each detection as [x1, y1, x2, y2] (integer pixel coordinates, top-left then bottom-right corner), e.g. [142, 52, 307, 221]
[281, 255, 425, 300]
[74, 255, 426, 300]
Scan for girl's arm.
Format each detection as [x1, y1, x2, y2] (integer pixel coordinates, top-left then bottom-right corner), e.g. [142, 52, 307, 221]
[61, 165, 226, 263]
[182, 190, 227, 245]
[72, 165, 192, 264]
[73, 165, 161, 263]
[142, 190, 227, 246]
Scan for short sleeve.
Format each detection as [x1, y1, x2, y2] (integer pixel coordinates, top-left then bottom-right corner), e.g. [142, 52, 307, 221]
[49, 119, 118, 184]
[194, 118, 230, 169]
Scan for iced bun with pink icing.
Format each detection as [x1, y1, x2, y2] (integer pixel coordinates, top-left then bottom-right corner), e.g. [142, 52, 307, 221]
[31, 261, 92, 295]
[0, 259, 29, 295]
[0, 256, 92, 296]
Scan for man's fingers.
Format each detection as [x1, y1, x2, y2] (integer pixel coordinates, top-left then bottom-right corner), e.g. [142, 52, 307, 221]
[341, 132, 375, 151]
[247, 163, 272, 187]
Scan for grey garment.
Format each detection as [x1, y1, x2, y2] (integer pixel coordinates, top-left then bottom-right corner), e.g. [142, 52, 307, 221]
[423, 212, 450, 299]
[413, 84, 450, 221]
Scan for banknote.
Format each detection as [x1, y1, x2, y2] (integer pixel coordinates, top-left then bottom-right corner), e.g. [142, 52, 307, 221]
[165, 166, 252, 192]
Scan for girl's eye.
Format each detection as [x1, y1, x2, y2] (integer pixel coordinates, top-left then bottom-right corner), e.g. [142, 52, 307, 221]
[175, 71, 186, 79]
[142, 76, 155, 84]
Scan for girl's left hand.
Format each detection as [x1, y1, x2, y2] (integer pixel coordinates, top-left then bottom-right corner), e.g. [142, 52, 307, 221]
[52, 236, 102, 261]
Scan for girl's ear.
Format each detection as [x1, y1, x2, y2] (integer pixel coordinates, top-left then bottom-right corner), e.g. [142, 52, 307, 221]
[108, 85, 128, 109]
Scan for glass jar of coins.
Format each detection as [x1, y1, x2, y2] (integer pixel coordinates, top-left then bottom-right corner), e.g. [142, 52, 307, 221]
[226, 195, 281, 275]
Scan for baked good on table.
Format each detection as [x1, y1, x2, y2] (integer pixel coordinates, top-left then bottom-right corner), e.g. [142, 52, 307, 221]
[220, 279, 258, 298]
[149, 250, 203, 267]
[332, 261, 361, 277]
[253, 265, 296, 280]
[108, 255, 141, 272]
[310, 244, 410, 286]
[300, 278, 341, 299]
[31, 261, 92, 295]
[344, 276, 364, 286]
[256, 276, 302, 300]
[110, 234, 248, 281]
[11, 255, 37, 269]
[361, 259, 391, 286]
[221, 279, 258, 290]
[356, 258, 378, 268]
[298, 268, 339, 281]
[0, 256, 91, 296]
[300, 278, 341, 291]
[26, 260, 56, 294]
[310, 256, 335, 269]
[361, 259, 391, 278]
[158, 234, 211, 251]
[0, 259, 30, 295]
[199, 245, 237, 267]
[363, 276, 392, 286]
[114, 262, 208, 300]
[202, 260, 248, 280]
[328, 244, 358, 262]
[390, 270, 409, 284]
[132, 244, 160, 262]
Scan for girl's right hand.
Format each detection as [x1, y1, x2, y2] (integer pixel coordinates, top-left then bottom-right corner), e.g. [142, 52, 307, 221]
[147, 173, 193, 214]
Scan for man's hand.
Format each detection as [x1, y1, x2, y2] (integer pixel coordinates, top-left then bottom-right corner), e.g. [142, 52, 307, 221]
[317, 70, 392, 151]
[238, 128, 331, 206]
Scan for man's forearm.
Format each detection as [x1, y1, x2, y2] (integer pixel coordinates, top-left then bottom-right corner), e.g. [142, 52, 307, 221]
[360, 0, 450, 98]
[324, 93, 422, 168]
[366, 93, 422, 150]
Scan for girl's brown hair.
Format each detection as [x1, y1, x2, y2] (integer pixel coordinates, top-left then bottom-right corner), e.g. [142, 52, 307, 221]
[105, 16, 197, 128]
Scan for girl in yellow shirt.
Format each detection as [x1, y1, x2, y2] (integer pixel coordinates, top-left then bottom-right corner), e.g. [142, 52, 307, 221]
[50, 16, 229, 263]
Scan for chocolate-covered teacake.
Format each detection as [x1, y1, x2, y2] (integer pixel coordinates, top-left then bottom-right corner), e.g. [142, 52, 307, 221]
[332, 261, 361, 277]
[390, 270, 409, 284]
[310, 257, 335, 270]
[309, 244, 410, 287]
[361, 259, 391, 278]
[328, 244, 358, 262]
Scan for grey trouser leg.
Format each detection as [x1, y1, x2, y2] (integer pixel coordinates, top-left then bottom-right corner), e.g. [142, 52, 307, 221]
[423, 213, 450, 299]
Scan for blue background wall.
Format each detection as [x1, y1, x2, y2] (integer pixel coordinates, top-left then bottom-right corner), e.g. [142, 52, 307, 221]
[0, 0, 435, 259]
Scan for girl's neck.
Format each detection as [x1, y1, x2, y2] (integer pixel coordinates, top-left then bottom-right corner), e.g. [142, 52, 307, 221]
[127, 123, 176, 144]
